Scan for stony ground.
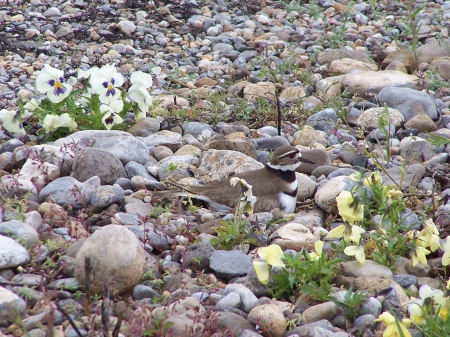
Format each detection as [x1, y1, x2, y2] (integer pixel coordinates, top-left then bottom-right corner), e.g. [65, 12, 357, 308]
[2, 0, 450, 336]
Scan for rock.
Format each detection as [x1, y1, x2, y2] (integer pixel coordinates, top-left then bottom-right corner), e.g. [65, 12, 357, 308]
[317, 49, 374, 66]
[296, 173, 317, 201]
[216, 291, 241, 309]
[417, 41, 450, 64]
[224, 283, 258, 313]
[0, 235, 30, 269]
[182, 122, 216, 139]
[306, 108, 337, 133]
[314, 176, 358, 213]
[381, 48, 415, 73]
[141, 133, 183, 152]
[53, 130, 149, 165]
[74, 225, 147, 295]
[0, 286, 26, 322]
[0, 220, 39, 248]
[341, 260, 393, 279]
[356, 107, 404, 131]
[248, 303, 286, 337]
[294, 125, 328, 147]
[215, 311, 256, 336]
[72, 148, 126, 185]
[195, 149, 264, 184]
[286, 319, 334, 337]
[153, 146, 173, 161]
[399, 137, 436, 163]
[127, 117, 160, 137]
[381, 163, 425, 189]
[182, 242, 215, 273]
[342, 70, 417, 97]
[13, 144, 74, 176]
[124, 161, 154, 180]
[378, 87, 437, 122]
[19, 159, 60, 190]
[270, 222, 317, 251]
[125, 225, 173, 251]
[204, 138, 256, 158]
[303, 301, 337, 323]
[404, 115, 437, 133]
[243, 82, 276, 103]
[39, 176, 99, 209]
[90, 185, 125, 208]
[209, 250, 253, 281]
[280, 86, 306, 100]
[329, 58, 378, 74]
[249, 136, 290, 150]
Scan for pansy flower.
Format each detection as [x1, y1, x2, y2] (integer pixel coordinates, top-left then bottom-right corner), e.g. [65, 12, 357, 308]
[253, 244, 285, 285]
[42, 113, 77, 132]
[374, 312, 411, 337]
[128, 84, 152, 120]
[0, 109, 26, 135]
[36, 64, 72, 103]
[100, 100, 124, 130]
[91, 64, 124, 103]
[336, 190, 364, 224]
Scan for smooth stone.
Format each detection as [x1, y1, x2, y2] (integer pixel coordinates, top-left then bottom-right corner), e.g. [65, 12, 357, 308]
[90, 185, 125, 208]
[223, 283, 258, 313]
[303, 301, 337, 323]
[0, 220, 39, 248]
[182, 242, 215, 273]
[0, 286, 26, 321]
[248, 303, 286, 337]
[0, 235, 30, 268]
[249, 136, 290, 151]
[124, 161, 154, 180]
[270, 222, 317, 251]
[314, 176, 358, 213]
[341, 260, 393, 279]
[306, 108, 337, 133]
[381, 163, 425, 189]
[209, 250, 252, 281]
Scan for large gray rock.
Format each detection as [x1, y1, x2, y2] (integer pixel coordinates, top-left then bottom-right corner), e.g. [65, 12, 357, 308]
[209, 250, 252, 281]
[306, 108, 337, 133]
[39, 176, 100, 209]
[381, 164, 426, 189]
[195, 149, 264, 184]
[0, 235, 30, 269]
[53, 130, 149, 164]
[0, 286, 26, 322]
[74, 225, 147, 295]
[378, 87, 437, 122]
[72, 148, 126, 185]
[0, 220, 39, 248]
[342, 70, 417, 97]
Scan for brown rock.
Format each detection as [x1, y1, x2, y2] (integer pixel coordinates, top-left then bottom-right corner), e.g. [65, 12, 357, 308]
[303, 301, 337, 323]
[203, 137, 256, 158]
[329, 58, 378, 74]
[243, 82, 276, 103]
[74, 225, 147, 295]
[279, 86, 306, 100]
[429, 56, 450, 80]
[317, 49, 374, 66]
[248, 304, 286, 337]
[381, 48, 415, 73]
[404, 115, 437, 133]
[194, 77, 219, 87]
[417, 41, 450, 64]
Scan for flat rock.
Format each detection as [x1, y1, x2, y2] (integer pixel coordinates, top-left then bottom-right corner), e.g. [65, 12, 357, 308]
[209, 250, 252, 281]
[0, 235, 30, 269]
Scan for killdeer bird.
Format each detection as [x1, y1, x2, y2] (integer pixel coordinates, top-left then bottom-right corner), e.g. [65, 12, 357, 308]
[157, 146, 316, 213]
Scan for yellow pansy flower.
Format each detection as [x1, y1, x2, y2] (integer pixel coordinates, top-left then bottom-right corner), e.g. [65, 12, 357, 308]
[336, 191, 364, 224]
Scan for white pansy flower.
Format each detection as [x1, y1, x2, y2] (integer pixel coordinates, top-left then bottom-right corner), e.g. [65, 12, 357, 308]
[0, 109, 26, 135]
[91, 64, 124, 103]
[35, 64, 72, 103]
[100, 100, 124, 130]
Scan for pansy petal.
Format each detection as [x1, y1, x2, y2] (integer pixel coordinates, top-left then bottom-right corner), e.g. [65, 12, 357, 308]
[35, 73, 56, 93]
[47, 83, 72, 103]
[262, 244, 285, 267]
[314, 240, 324, 255]
[130, 71, 153, 88]
[109, 99, 124, 113]
[374, 312, 395, 325]
[326, 224, 346, 239]
[253, 260, 270, 285]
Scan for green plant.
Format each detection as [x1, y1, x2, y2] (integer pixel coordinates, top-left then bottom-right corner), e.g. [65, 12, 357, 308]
[210, 177, 257, 250]
[270, 248, 342, 300]
[150, 205, 172, 218]
[1, 195, 29, 221]
[337, 287, 369, 321]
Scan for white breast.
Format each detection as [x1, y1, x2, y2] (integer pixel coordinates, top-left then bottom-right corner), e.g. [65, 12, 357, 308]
[279, 192, 297, 213]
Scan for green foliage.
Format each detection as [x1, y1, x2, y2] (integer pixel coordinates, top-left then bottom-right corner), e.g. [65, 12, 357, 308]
[337, 287, 369, 321]
[270, 249, 342, 300]
[1, 195, 29, 221]
[210, 217, 251, 250]
[150, 205, 172, 219]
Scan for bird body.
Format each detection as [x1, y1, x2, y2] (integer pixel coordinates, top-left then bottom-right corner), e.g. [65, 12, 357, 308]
[158, 146, 315, 213]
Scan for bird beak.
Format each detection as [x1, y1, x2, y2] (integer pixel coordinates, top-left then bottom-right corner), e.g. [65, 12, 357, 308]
[299, 157, 316, 164]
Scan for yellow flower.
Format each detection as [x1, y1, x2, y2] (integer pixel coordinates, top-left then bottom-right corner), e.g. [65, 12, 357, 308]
[442, 237, 450, 266]
[349, 225, 365, 243]
[253, 244, 285, 285]
[344, 244, 366, 264]
[410, 246, 430, 267]
[326, 224, 346, 240]
[418, 219, 441, 252]
[336, 191, 364, 224]
[374, 312, 412, 337]
[309, 240, 324, 260]
[387, 189, 403, 199]
[364, 172, 383, 188]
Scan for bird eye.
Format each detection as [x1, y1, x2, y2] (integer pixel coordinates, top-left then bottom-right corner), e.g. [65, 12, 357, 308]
[288, 153, 296, 158]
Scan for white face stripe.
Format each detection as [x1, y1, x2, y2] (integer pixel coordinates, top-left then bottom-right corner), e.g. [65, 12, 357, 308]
[279, 192, 297, 213]
[267, 161, 302, 171]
